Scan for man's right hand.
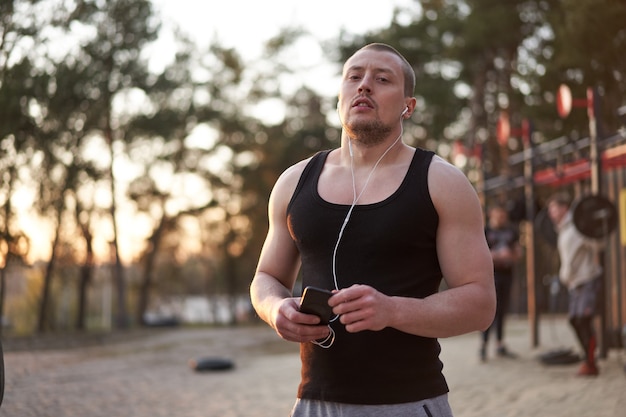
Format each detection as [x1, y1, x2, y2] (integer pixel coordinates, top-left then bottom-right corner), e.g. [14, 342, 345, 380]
[271, 297, 331, 343]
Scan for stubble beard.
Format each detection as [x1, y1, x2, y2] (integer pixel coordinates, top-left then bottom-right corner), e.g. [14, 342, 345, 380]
[344, 118, 394, 147]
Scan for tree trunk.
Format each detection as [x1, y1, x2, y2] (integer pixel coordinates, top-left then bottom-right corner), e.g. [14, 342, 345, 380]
[76, 221, 94, 331]
[105, 114, 128, 329]
[37, 211, 62, 333]
[0, 170, 15, 337]
[137, 216, 166, 326]
[224, 252, 238, 326]
[0, 266, 6, 338]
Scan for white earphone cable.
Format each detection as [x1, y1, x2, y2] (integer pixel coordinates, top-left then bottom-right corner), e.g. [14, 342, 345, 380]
[332, 125, 404, 292]
[317, 111, 406, 348]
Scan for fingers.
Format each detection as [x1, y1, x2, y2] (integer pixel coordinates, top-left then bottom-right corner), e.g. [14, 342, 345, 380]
[337, 302, 378, 333]
[329, 284, 366, 306]
[329, 284, 373, 311]
[329, 284, 388, 332]
[273, 298, 331, 343]
[276, 322, 331, 343]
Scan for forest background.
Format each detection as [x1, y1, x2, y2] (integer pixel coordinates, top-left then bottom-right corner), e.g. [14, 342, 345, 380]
[1, 0, 624, 335]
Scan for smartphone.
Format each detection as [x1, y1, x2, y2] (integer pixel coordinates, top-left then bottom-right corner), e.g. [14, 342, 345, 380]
[299, 286, 333, 324]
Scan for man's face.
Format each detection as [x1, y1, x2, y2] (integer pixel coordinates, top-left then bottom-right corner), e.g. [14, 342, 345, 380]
[337, 49, 408, 146]
[489, 207, 507, 228]
[547, 201, 568, 226]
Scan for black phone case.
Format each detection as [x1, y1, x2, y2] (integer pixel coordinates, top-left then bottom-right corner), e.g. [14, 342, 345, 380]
[299, 286, 333, 324]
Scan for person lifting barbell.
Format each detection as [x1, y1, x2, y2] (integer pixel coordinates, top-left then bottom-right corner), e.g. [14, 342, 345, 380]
[546, 192, 615, 377]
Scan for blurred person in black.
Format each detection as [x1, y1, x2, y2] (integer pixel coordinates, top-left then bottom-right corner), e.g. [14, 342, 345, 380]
[480, 204, 522, 361]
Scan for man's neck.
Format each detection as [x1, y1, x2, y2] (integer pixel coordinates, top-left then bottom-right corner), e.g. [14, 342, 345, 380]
[342, 132, 404, 164]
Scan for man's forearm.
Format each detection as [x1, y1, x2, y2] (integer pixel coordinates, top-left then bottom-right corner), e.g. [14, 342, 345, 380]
[250, 273, 292, 327]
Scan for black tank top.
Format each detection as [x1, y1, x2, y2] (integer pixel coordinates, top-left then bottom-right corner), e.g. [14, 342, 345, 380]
[287, 148, 449, 405]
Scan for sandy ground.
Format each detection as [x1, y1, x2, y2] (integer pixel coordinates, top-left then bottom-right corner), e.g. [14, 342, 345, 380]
[0, 316, 624, 417]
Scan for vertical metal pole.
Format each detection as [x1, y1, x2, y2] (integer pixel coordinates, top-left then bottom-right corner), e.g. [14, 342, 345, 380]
[588, 88, 601, 195]
[587, 87, 609, 358]
[523, 119, 539, 347]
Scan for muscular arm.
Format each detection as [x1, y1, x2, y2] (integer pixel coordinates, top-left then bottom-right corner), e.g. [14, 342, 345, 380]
[250, 161, 331, 343]
[330, 156, 496, 338]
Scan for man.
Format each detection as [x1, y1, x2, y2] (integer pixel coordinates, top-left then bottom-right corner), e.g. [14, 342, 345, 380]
[250, 43, 496, 416]
[480, 205, 522, 361]
[547, 192, 603, 376]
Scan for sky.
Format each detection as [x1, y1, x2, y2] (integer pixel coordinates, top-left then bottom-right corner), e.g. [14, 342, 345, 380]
[150, 0, 417, 98]
[151, 0, 415, 54]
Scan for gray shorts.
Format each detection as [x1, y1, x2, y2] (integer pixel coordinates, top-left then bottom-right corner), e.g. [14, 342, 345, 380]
[569, 279, 600, 318]
[289, 393, 453, 417]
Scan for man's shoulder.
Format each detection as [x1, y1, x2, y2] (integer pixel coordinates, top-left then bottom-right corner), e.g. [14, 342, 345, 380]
[274, 159, 309, 193]
[427, 154, 483, 220]
[428, 154, 471, 185]
[282, 158, 310, 177]
[281, 149, 335, 179]
[273, 152, 326, 199]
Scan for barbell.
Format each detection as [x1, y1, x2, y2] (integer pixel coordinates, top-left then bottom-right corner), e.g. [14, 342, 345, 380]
[572, 195, 618, 239]
[535, 194, 617, 245]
